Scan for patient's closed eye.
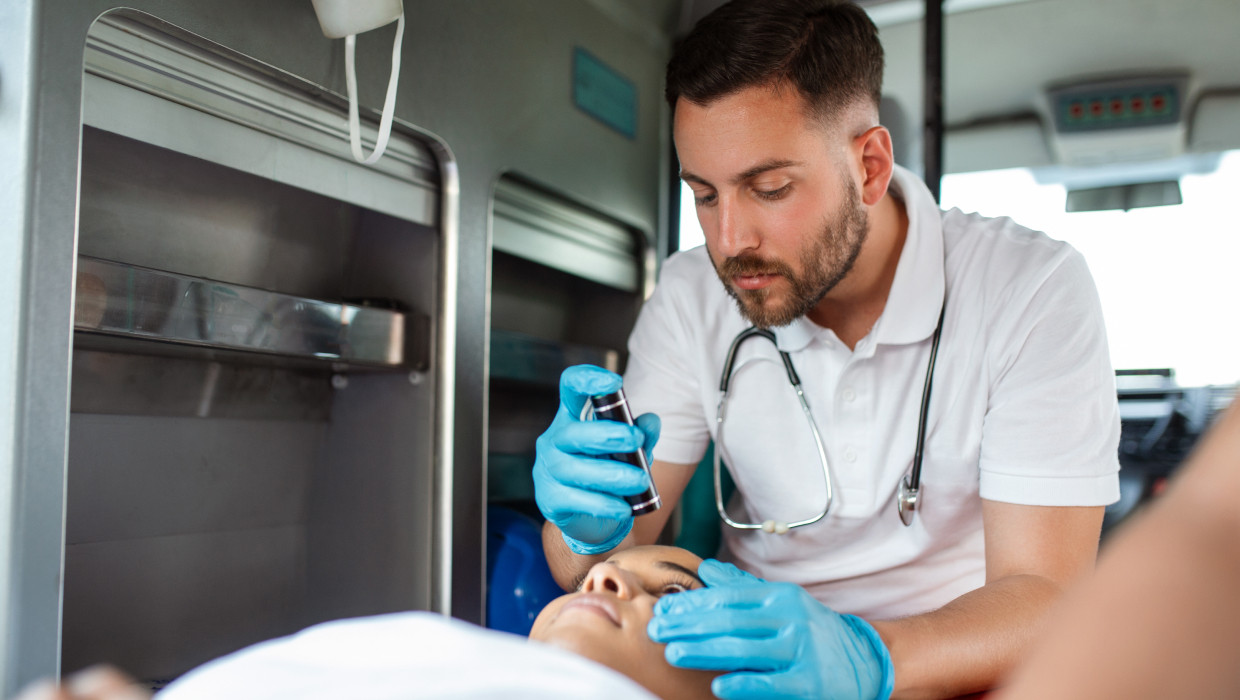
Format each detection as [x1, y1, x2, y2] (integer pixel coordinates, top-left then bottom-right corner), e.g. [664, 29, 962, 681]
[658, 580, 692, 596]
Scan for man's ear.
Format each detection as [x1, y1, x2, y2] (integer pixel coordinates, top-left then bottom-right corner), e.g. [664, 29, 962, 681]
[853, 125, 895, 207]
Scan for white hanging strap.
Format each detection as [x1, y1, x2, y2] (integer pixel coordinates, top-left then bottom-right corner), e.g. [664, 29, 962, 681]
[345, 12, 405, 165]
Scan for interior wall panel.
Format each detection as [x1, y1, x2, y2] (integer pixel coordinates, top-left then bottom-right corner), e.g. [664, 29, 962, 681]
[4, 1, 672, 691]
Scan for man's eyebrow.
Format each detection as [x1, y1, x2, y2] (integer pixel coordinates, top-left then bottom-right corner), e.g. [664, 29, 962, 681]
[657, 560, 705, 587]
[679, 159, 802, 188]
[680, 170, 710, 186]
[734, 159, 801, 184]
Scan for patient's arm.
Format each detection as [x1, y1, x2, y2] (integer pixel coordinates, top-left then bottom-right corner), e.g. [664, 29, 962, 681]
[13, 666, 151, 700]
[995, 400, 1240, 699]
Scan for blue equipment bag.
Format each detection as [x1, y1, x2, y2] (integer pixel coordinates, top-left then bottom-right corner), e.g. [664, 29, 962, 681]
[486, 506, 565, 636]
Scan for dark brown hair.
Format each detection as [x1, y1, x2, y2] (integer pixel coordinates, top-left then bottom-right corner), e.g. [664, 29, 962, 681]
[665, 0, 884, 122]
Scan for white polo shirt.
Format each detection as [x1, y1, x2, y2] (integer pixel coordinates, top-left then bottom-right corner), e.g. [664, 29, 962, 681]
[624, 165, 1120, 620]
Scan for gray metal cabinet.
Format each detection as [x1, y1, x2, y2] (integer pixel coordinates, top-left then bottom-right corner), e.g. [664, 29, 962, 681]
[2, 8, 459, 692]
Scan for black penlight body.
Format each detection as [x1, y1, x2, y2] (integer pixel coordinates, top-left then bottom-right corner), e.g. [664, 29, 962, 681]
[590, 389, 662, 515]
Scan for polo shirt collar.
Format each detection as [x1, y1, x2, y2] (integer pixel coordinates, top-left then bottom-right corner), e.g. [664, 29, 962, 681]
[872, 164, 945, 346]
[771, 165, 944, 352]
[773, 315, 820, 352]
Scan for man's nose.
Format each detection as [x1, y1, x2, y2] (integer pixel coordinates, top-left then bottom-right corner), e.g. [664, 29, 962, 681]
[580, 563, 637, 599]
[710, 196, 758, 258]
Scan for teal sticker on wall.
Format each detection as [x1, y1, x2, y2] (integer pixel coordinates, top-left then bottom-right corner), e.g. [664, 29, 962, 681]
[573, 47, 637, 139]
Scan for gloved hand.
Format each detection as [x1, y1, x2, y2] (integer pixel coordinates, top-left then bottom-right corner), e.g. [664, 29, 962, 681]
[648, 560, 894, 700]
[533, 365, 660, 555]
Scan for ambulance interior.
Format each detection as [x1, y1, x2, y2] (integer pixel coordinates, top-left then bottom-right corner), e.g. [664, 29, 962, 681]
[1, 0, 1236, 694]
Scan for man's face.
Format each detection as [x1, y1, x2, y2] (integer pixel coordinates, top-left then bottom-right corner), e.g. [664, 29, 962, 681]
[675, 85, 869, 328]
[529, 545, 718, 700]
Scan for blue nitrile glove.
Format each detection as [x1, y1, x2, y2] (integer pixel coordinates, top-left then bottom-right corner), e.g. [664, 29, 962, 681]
[648, 560, 894, 700]
[533, 365, 661, 555]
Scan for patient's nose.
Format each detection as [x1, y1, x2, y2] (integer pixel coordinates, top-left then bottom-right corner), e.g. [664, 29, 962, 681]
[581, 562, 638, 599]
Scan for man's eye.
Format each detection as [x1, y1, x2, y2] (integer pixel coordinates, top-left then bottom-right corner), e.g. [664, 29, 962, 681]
[659, 583, 689, 596]
[694, 192, 716, 206]
[754, 184, 791, 201]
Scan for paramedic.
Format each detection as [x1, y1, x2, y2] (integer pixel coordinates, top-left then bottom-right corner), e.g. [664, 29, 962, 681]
[534, 1, 1121, 698]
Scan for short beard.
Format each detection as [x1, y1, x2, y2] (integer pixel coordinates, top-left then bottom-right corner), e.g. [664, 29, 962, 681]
[714, 183, 869, 329]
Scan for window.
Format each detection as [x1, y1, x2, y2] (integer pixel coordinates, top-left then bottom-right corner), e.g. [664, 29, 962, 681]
[678, 181, 707, 253]
[942, 151, 1240, 387]
[676, 155, 1240, 388]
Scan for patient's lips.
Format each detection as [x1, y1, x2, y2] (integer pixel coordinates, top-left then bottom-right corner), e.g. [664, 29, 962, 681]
[559, 593, 621, 627]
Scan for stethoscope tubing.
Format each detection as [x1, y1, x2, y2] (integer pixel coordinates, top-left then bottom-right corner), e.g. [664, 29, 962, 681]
[908, 305, 946, 491]
[714, 355, 834, 533]
[714, 303, 945, 532]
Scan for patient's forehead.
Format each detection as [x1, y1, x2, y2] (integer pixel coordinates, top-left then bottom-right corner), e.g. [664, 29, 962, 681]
[606, 545, 703, 575]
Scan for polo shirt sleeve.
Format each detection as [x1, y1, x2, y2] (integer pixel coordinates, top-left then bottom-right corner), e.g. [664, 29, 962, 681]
[623, 256, 713, 467]
[978, 245, 1121, 506]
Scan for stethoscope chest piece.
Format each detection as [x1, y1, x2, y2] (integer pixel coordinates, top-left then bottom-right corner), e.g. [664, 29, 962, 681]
[896, 474, 919, 527]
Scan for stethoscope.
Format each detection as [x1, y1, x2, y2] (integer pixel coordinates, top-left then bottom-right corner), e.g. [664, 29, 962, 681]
[713, 303, 945, 533]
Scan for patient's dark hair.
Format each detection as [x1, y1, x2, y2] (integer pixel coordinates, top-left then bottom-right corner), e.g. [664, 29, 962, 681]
[665, 0, 884, 123]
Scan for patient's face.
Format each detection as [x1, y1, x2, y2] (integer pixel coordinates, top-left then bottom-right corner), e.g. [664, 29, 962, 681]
[528, 545, 718, 700]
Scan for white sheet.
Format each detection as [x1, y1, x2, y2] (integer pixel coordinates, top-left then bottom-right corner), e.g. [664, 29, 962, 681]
[156, 612, 658, 699]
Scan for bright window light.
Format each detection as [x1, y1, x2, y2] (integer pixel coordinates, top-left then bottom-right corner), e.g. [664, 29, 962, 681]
[674, 156, 1239, 387]
[942, 152, 1240, 387]
[678, 182, 706, 253]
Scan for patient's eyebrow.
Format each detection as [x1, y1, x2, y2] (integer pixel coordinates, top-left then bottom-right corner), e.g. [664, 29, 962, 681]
[574, 559, 705, 592]
[657, 561, 705, 588]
